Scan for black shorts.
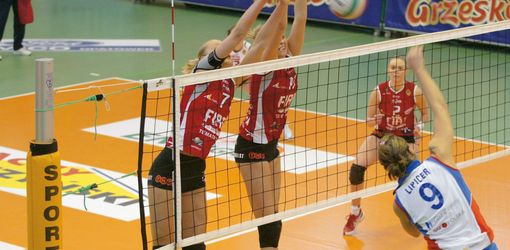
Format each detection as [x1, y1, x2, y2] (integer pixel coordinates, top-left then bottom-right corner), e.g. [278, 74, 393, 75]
[148, 147, 206, 192]
[371, 129, 415, 144]
[233, 136, 280, 163]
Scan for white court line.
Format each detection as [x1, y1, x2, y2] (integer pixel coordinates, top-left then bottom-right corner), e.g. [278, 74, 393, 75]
[205, 147, 510, 245]
[0, 241, 24, 250]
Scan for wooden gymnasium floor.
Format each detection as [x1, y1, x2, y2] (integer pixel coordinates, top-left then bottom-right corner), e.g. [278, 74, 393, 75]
[0, 78, 508, 249]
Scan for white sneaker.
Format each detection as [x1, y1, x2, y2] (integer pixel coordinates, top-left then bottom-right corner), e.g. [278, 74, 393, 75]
[13, 47, 32, 56]
[284, 124, 294, 139]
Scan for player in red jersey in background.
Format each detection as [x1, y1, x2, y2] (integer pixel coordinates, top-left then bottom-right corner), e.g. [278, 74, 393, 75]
[146, 1, 291, 249]
[343, 55, 430, 235]
[233, 0, 307, 249]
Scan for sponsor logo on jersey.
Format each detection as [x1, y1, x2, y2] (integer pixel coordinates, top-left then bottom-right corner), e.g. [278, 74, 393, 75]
[277, 94, 296, 114]
[273, 82, 286, 89]
[423, 202, 465, 233]
[193, 137, 204, 146]
[392, 98, 403, 104]
[233, 153, 244, 159]
[406, 89, 412, 96]
[152, 174, 172, 187]
[204, 109, 226, 128]
[204, 94, 217, 104]
[386, 115, 404, 129]
[248, 152, 266, 160]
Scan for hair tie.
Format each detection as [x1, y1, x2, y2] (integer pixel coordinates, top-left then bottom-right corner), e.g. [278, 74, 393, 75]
[380, 140, 386, 145]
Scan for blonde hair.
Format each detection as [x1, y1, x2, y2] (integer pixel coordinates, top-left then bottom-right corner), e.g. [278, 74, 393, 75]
[182, 39, 232, 74]
[378, 134, 415, 180]
[246, 25, 262, 41]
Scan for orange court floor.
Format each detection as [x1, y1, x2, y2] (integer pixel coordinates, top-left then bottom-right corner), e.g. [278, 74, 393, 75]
[0, 78, 508, 250]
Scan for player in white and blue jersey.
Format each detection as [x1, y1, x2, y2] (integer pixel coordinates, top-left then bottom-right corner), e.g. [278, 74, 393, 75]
[378, 46, 497, 250]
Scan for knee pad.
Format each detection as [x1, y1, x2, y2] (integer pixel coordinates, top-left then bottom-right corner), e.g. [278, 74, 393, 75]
[258, 220, 282, 248]
[349, 163, 366, 185]
[183, 242, 205, 250]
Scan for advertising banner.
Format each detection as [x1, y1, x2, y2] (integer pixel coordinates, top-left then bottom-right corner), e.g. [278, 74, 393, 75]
[384, 0, 510, 45]
[177, 0, 383, 29]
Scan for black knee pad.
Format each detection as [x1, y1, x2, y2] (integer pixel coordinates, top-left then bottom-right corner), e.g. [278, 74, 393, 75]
[183, 242, 205, 250]
[349, 163, 366, 185]
[147, 147, 206, 192]
[258, 220, 282, 248]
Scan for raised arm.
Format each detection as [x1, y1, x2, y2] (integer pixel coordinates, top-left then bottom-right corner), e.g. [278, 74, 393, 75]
[240, 0, 288, 65]
[214, 0, 266, 59]
[232, 0, 288, 86]
[287, 0, 307, 56]
[407, 46, 454, 166]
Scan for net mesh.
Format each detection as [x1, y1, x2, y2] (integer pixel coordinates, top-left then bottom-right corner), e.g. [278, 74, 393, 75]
[138, 21, 510, 249]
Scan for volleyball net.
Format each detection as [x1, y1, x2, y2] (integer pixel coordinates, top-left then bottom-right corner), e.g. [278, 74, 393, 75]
[138, 21, 510, 249]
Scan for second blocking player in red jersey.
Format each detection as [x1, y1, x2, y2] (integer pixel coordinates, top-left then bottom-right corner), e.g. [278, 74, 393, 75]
[343, 55, 430, 235]
[233, 0, 307, 249]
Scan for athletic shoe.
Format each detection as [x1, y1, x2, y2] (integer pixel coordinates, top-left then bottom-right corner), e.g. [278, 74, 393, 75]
[13, 47, 32, 56]
[343, 209, 364, 235]
[284, 124, 293, 139]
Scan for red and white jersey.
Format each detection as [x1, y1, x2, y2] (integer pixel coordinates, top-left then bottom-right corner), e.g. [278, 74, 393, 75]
[230, 41, 251, 66]
[395, 158, 494, 250]
[166, 79, 235, 159]
[377, 81, 417, 137]
[240, 68, 297, 144]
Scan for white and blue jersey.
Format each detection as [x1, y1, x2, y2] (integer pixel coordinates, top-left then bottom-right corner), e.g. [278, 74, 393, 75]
[394, 157, 496, 250]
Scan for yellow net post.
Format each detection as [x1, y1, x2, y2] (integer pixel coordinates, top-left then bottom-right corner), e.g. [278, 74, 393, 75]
[27, 58, 63, 249]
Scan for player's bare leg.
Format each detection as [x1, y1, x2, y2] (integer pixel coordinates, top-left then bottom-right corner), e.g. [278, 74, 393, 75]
[344, 135, 380, 235]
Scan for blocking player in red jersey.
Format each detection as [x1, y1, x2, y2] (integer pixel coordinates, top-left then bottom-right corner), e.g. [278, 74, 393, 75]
[146, 1, 292, 249]
[342, 55, 430, 235]
[233, 0, 307, 249]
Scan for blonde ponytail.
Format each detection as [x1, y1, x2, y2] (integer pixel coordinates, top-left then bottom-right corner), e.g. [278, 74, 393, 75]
[182, 39, 223, 74]
[246, 25, 262, 41]
[182, 58, 199, 74]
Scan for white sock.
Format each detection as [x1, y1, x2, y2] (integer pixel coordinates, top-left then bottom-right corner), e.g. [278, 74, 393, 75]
[351, 206, 361, 216]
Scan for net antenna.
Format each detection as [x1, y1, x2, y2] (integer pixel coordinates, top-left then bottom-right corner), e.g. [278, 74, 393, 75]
[169, 0, 184, 249]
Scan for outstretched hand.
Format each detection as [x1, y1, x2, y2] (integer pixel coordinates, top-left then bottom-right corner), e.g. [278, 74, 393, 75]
[406, 45, 425, 72]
